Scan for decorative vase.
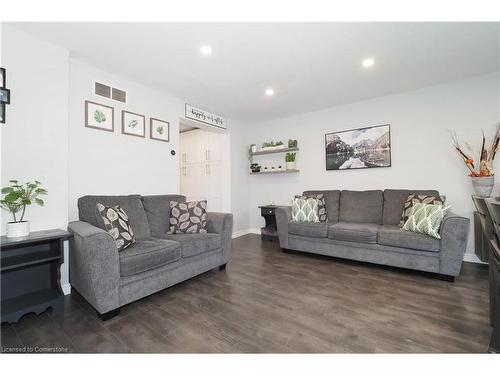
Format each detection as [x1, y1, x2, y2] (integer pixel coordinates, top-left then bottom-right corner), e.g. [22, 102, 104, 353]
[250, 145, 257, 153]
[6, 221, 30, 238]
[471, 175, 495, 197]
[286, 161, 296, 170]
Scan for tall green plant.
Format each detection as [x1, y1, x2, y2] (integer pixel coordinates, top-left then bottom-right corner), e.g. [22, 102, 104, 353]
[0, 180, 47, 222]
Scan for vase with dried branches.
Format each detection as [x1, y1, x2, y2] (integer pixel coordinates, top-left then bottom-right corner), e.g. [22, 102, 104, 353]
[450, 124, 500, 197]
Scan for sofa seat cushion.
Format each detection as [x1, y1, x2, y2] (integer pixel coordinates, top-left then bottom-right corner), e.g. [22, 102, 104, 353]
[328, 222, 379, 244]
[119, 238, 181, 276]
[288, 222, 329, 238]
[378, 225, 440, 252]
[166, 233, 221, 258]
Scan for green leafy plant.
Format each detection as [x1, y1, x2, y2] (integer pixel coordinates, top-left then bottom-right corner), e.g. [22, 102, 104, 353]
[0, 180, 47, 223]
[285, 152, 296, 162]
[275, 141, 284, 146]
[288, 139, 298, 148]
[156, 125, 164, 135]
[94, 110, 106, 123]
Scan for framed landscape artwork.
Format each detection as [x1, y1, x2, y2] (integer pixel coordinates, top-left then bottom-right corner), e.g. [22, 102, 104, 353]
[150, 118, 170, 142]
[85, 100, 114, 132]
[122, 110, 145, 138]
[325, 124, 391, 170]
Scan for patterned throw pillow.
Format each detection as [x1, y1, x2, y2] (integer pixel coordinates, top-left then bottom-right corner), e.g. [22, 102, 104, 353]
[96, 203, 136, 251]
[295, 193, 328, 222]
[291, 197, 320, 223]
[402, 203, 450, 239]
[169, 200, 207, 234]
[399, 194, 445, 227]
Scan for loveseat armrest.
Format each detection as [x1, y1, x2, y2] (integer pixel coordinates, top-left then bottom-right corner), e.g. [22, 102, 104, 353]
[276, 206, 291, 249]
[68, 221, 120, 314]
[439, 212, 470, 277]
[206, 212, 233, 264]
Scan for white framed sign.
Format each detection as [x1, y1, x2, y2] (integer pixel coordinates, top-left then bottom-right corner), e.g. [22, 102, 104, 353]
[185, 104, 227, 129]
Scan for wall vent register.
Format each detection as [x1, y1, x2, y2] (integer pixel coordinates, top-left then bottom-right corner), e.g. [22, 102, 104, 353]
[94, 82, 127, 103]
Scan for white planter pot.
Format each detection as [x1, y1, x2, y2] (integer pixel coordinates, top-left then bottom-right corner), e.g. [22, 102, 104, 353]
[471, 176, 495, 198]
[286, 161, 296, 170]
[6, 221, 30, 238]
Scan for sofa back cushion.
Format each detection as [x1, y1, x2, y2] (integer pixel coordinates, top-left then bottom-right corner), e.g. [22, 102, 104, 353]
[142, 195, 186, 238]
[78, 195, 151, 239]
[383, 189, 440, 225]
[339, 190, 383, 224]
[303, 190, 341, 223]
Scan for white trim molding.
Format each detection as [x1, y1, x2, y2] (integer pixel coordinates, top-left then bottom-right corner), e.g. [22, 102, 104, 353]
[62, 283, 72, 295]
[463, 253, 488, 264]
[232, 228, 260, 239]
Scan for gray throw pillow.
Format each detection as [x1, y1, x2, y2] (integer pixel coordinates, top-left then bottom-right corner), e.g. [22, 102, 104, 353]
[169, 200, 207, 234]
[96, 203, 136, 251]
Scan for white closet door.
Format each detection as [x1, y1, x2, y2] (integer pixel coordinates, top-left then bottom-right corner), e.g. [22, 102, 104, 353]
[207, 132, 223, 162]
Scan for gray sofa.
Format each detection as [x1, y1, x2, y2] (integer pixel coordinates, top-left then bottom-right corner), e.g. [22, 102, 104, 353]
[276, 189, 469, 279]
[68, 194, 233, 319]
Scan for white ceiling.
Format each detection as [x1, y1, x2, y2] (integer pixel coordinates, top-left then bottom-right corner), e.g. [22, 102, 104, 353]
[12, 22, 500, 122]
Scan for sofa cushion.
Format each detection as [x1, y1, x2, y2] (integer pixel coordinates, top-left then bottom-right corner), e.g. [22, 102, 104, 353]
[378, 224, 440, 252]
[142, 194, 186, 238]
[400, 195, 445, 227]
[289, 222, 329, 238]
[328, 222, 380, 243]
[303, 190, 341, 223]
[119, 238, 181, 276]
[296, 193, 327, 222]
[382, 189, 440, 225]
[339, 190, 383, 224]
[78, 195, 151, 239]
[166, 233, 221, 258]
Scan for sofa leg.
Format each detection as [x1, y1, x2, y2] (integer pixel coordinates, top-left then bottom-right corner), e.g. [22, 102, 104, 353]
[98, 308, 121, 321]
[282, 248, 293, 254]
[436, 274, 455, 282]
[219, 264, 227, 271]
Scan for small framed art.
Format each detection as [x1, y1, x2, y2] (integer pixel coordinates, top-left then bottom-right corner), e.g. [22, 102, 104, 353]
[85, 100, 114, 132]
[122, 110, 145, 137]
[150, 118, 170, 142]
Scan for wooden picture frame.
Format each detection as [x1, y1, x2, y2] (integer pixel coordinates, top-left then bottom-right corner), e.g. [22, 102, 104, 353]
[325, 124, 391, 170]
[150, 118, 170, 142]
[121, 110, 146, 138]
[85, 100, 114, 132]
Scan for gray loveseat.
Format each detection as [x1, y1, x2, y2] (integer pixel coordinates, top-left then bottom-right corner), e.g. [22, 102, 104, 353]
[68, 194, 233, 319]
[276, 189, 469, 280]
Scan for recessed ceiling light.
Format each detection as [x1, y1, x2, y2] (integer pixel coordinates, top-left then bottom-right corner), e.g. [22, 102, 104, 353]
[362, 58, 375, 68]
[265, 88, 275, 97]
[200, 45, 212, 56]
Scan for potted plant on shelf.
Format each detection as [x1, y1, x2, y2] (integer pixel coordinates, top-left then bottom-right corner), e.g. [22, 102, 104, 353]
[0, 180, 47, 238]
[261, 140, 286, 150]
[450, 124, 500, 197]
[285, 152, 296, 170]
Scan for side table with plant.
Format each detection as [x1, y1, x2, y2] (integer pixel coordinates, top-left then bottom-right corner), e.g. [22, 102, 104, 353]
[0, 180, 47, 237]
[450, 124, 500, 197]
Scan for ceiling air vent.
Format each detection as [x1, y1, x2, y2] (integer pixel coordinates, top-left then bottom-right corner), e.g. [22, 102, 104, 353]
[95, 82, 127, 103]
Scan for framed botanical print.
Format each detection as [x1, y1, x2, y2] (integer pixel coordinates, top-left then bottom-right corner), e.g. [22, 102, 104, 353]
[0, 103, 5, 124]
[85, 100, 114, 132]
[122, 110, 145, 138]
[150, 118, 170, 142]
[0, 88, 11, 104]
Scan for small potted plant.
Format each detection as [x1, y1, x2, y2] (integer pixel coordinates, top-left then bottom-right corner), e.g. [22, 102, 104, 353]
[285, 152, 296, 170]
[1, 180, 47, 238]
[450, 124, 500, 197]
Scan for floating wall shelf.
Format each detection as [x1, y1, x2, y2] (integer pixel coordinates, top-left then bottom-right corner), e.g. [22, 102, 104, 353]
[250, 147, 299, 156]
[250, 169, 299, 175]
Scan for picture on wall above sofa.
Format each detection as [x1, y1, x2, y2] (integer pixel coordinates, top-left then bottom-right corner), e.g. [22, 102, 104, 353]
[325, 124, 391, 170]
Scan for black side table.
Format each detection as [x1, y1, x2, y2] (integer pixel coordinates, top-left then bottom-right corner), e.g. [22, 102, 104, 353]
[259, 205, 284, 242]
[1, 229, 71, 323]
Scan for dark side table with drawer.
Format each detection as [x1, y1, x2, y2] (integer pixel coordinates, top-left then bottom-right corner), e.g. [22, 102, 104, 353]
[259, 205, 286, 242]
[1, 229, 71, 323]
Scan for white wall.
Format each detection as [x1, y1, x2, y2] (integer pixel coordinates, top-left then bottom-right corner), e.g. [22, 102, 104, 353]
[68, 58, 184, 221]
[231, 73, 500, 257]
[1, 25, 71, 290]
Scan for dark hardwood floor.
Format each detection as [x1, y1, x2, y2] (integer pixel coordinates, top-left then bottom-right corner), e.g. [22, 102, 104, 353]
[1, 234, 492, 353]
